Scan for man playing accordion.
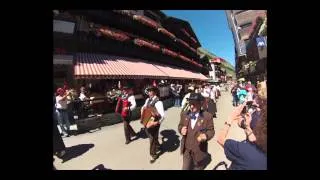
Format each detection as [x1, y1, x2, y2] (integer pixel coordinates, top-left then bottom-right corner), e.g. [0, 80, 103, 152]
[140, 86, 165, 163]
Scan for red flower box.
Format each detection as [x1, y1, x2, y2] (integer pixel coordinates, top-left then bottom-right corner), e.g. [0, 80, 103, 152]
[98, 27, 130, 42]
[134, 38, 161, 52]
[178, 54, 192, 63]
[181, 28, 191, 37]
[177, 39, 190, 48]
[158, 28, 176, 39]
[162, 48, 178, 57]
[190, 37, 197, 44]
[190, 47, 197, 53]
[133, 15, 159, 29]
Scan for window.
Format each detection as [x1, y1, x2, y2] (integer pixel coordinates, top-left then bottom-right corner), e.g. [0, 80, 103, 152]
[240, 22, 252, 29]
[53, 20, 75, 34]
[235, 10, 247, 15]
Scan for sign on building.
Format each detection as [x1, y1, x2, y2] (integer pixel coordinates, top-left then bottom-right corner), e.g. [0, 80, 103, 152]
[53, 20, 75, 34]
[256, 36, 267, 47]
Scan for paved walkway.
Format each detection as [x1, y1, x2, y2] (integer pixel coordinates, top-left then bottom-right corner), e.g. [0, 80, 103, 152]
[54, 91, 246, 170]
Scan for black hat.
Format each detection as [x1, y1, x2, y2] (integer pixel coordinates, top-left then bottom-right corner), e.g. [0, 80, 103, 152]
[146, 86, 158, 92]
[187, 93, 205, 102]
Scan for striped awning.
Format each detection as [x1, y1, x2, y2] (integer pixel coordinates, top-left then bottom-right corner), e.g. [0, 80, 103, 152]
[154, 64, 208, 80]
[74, 53, 168, 79]
[74, 53, 208, 80]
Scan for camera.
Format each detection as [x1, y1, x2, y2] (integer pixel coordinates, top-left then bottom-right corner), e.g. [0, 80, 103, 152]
[240, 115, 247, 129]
[241, 101, 257, 114]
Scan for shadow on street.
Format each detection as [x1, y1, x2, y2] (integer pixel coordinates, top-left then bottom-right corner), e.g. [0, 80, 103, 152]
[62, 143, 94, 163]
[92, 164, 112, 170]
[158, 129, 180, 157]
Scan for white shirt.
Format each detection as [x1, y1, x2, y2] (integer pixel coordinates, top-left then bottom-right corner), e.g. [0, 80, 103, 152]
[142, 96, 165, 124]
[127, 95, 137, 110]
[79, 93, 87, 101]
[210, 88, 216, 102]
[246, 92, 253, 101]
[181, 93, 191, 109]
[56, 95, 67, 109]
[201, 88, 210, 98]
[190, 112, 200, 129]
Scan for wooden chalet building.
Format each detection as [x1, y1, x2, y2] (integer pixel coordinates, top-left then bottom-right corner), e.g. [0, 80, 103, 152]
[53, 10, 209, 121]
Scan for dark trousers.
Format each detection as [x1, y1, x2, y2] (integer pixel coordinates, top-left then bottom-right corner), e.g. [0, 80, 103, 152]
[174, 97, 181, 107]
[53, 120, 66, 154]
[123, 115, 136, 141]
[232, 94, 238, 107]
[182, 150, 207, 170]
[145, 124, 161, 156]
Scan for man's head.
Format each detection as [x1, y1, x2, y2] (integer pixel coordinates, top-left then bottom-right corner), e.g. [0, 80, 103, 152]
[187, 93, 204, 113]
[122, 86, 130, 95]
[80, 87, 86, 93]
[146, 86, 158, 98]
[56, 88, 65, 96]
[187, 86, 195, 93]
[247, 81, 251, 85]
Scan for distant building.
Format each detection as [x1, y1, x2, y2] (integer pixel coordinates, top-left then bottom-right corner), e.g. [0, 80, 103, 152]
[225, 10, 266, 80]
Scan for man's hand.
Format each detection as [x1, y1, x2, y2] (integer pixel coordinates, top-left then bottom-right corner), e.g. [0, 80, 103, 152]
[146, 121, 159, 128]
[146, 121, 153, 128]
[181, 126, 187, 136]
[197, 133, 207, 142]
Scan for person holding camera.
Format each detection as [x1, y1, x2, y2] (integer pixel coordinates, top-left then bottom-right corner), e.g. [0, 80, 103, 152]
[216, 100, 267, 170]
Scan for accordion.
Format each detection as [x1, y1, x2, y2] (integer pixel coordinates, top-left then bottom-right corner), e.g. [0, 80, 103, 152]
[140, 107, 158, 126]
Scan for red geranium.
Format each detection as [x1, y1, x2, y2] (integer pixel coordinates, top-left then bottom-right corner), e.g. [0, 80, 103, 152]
[133, 15, 159, 29]
[162, 48, 178, 57]
[134, 38, 161, 51]
[98, 27, 130, 42]
[158, 28, 176, 39]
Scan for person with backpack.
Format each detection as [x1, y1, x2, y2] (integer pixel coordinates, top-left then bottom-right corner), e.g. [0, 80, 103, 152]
[237, 86, 248, 105]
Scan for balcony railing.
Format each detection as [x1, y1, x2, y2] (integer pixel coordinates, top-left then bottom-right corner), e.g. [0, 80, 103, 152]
[133, 14, 161, 30]
[133, 38, 161, 52]
[97, 27, 131, 42]
[157, 28, 176, 40]
[162, 48, 178, 58]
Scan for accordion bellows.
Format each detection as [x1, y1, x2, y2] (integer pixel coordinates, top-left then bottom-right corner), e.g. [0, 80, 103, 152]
[140, 107, 158, 126]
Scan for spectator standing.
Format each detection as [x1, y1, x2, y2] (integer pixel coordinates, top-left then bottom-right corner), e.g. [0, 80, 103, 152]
[55, 88, 71, 137]
[216, 101, 267, 170]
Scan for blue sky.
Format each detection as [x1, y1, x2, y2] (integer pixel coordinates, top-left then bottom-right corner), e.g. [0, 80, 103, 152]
[162, 10, 235, 67]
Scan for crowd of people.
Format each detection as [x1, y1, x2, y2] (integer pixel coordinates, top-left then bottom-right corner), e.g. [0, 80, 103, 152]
[53, 78, 267, 170]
